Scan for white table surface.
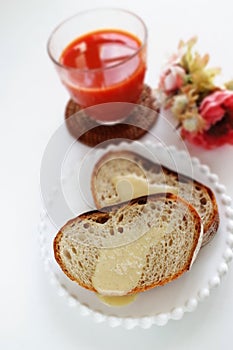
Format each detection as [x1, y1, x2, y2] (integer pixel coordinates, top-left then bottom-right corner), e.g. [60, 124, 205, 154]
[1, 0, 233, 348]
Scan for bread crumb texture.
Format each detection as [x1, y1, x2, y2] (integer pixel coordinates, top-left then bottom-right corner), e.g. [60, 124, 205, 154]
[55, 194, 201, 294]
[92, 151, 219, 246]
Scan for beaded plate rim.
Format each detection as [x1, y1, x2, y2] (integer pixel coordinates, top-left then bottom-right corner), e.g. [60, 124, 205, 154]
[38, 141, 233, 329]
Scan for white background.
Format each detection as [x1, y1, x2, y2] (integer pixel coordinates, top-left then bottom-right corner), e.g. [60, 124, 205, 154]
[1, 0, 233, 349]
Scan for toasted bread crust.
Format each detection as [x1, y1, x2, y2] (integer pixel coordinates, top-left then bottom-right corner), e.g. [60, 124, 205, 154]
[91, 150, 219, 246]
[54, 193, 202, 295]
[201, 187, 219, 246]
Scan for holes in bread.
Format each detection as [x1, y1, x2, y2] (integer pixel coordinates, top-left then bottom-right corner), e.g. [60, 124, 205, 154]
[64, 250, 71, 260]
[140, 272, 145, 284]
[72, 247, 77, 254]
[118, 227, 124, 233]
[110, 228, 114, 235]
[83, 222, 90, 229]
[195, 185, 202, 191]
[137, 197, 147, 205]
[168, 239, 173, 246]
[78, 261, 83, 269]
[200, 197, 207, 205]
[165, 200, 173, 206]
[183, 216, 188, 228]
[118, 213, 124, 222]
[94, 213, 110, 224]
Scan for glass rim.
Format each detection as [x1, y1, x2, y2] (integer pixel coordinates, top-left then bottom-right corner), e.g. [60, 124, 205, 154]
[47, 7, 148, 73]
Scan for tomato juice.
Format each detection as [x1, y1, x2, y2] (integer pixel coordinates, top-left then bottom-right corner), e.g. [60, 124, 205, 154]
[59, 29, 146, 121]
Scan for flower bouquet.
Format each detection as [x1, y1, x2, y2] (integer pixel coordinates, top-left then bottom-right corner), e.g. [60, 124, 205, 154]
[157, 37, 233, 149]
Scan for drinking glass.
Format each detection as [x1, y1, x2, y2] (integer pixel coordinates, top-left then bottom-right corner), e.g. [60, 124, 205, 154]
[47, 8, 147, 123]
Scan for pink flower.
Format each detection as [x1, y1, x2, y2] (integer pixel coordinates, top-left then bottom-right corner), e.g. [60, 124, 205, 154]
[181, 90, 233, 149]
[159, 65, 186, 94]
[200, 90, 233, 130]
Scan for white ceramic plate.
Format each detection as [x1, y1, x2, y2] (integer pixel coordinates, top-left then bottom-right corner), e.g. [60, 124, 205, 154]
[39, 141, 233, 329]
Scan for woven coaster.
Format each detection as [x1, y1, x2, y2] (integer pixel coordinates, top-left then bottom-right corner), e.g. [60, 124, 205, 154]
[65, 85, 159, 147]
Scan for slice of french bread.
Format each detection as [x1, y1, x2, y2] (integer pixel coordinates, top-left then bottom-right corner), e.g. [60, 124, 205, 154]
[91, 150, 219, 246]
[54, 193, 202, 296]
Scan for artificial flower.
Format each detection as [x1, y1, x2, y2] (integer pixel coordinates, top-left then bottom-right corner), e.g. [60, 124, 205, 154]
[171, 94, 189, 115]
[224, 80, 233, 91]
[171, 87, 205, 132]
[178, 37, 220, 94]
[181, 90, 233, 148]
[157, 37, 233, 148]
[200, 90, 233, 130]
[159, 65, 186, 94]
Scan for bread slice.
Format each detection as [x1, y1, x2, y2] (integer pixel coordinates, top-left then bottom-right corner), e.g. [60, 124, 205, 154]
[54, 193, 202, 296]
[91, 150, 219, 246]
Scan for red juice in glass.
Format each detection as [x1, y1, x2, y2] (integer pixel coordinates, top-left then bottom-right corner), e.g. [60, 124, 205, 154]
[48, 9, 147, 123]
[60, 29, 146, 108]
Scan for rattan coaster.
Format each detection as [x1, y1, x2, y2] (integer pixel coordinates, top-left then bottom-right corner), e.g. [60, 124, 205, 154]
[65, 85, 159, 147]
